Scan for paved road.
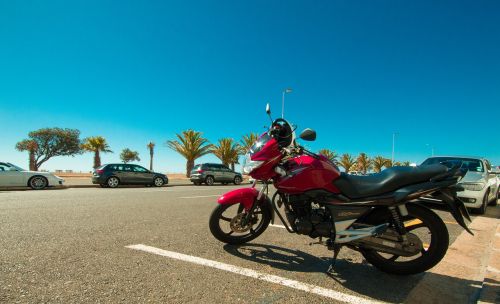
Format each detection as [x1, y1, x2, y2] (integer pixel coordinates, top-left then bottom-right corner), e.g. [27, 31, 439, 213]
[0, 185, 497, 303]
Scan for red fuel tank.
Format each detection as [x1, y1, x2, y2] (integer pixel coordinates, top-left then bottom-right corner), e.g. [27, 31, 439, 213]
[275, 155, 341, 194]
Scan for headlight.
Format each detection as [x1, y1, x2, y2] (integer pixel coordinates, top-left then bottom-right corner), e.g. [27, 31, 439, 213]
[460, 183, 485, 191]
[242, 153, 264, 174]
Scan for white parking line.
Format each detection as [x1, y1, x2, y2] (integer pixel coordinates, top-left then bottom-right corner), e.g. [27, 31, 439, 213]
[126, 244, 383, 304]
[179, 195, 221, 199]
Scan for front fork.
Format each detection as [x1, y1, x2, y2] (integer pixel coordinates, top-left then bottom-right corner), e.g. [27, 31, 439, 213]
[242, 181, 268, 225]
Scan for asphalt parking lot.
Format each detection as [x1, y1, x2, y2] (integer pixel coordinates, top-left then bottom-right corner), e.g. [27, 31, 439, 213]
[1, 185, 498, 303]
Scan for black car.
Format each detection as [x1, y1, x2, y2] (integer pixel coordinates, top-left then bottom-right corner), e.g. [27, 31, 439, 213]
[92, 164, 168, 188]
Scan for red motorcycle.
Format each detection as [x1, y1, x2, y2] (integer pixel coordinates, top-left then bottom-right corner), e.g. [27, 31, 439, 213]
[209, 104, 471, 275]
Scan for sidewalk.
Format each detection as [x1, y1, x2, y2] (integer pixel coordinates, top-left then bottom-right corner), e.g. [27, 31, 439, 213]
[407, 215, 500, 303]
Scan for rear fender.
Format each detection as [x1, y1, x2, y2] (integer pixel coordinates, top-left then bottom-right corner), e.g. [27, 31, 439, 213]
[217, 188, 259, 211]
[434, 187, 473, 235]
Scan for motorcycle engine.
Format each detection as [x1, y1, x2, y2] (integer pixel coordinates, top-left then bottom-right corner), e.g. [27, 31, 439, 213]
[287, 195, 334, 238]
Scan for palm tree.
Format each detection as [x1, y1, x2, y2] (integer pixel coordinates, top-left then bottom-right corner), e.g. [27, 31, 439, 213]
[167, 130, 212, 177]
[402, 161, 411, 166]
[393, 161, 402, 166]
[81, 136, 112, 169]
[385, 159, 393, 168]
[356, 153, 372, 174]
[15, 139, 38, 171]
[318, 149, 338, 165]
[240, 133, 259, 153]
[339, 153, 356, 173]
[147, 142, 155, 170]
[211, 138, 241, 171]
[120, 148, 140, 163]
[373, 156, 389, 173]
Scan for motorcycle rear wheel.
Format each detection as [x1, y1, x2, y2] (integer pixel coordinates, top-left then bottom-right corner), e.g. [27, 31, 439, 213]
[360, 204, 449, 275]
[209, 201, 272, 245]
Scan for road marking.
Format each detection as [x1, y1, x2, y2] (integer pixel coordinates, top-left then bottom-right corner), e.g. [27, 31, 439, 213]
[179, 195, 221, 199]
[126, 244, 383, 304]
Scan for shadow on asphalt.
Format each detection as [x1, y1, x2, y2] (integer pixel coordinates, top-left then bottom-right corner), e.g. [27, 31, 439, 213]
[223, 243, 487, 303]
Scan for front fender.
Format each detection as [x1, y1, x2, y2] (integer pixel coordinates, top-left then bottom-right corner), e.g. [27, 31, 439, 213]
[218, 187, 259, 211]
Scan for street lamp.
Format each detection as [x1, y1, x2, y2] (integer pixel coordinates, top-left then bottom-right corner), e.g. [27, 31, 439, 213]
[392, 132, 399, 163]
[426, 144, 435, 156]
[282, 88, 292, 118]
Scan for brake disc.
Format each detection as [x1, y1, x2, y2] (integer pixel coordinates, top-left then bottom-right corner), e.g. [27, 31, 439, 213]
[230, 213, 252, 233]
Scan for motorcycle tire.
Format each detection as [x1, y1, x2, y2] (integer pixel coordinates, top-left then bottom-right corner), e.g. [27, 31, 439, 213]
[360, 204, 449, 275]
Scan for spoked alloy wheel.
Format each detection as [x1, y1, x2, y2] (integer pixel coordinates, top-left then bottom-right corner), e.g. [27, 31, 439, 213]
[153, 177, 164, 187]
[107, 177, 120, 188]
[205, 176, 214, 186]
[209, 202, 272, 245]
[29, 176, 48, 190]
[234, 176, 242, 185]
[360, 204, 449, 275]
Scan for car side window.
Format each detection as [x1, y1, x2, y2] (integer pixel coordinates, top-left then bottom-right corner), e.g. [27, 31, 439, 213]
[0, 163, 9, 171]
[123, 165, 133, 172]
[133, 165, 148, 172]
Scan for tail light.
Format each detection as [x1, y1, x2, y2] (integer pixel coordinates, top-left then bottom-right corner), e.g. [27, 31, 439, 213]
[96, 169, 104, 175]
[197, 169, 204, 173]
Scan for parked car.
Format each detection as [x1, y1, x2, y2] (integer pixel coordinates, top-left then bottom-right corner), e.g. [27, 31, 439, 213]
[421, 156, 499, 214]
[0, 162, 64, 190]
[190, 163, 242, 185]
[92, 164, 168, 188]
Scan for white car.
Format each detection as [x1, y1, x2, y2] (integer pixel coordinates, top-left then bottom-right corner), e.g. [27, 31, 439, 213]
[0, 162, 64, 190]
[421, 156, 499, 214]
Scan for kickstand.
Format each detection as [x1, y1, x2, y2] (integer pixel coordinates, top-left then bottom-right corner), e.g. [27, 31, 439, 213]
[326, 243, 342, 275]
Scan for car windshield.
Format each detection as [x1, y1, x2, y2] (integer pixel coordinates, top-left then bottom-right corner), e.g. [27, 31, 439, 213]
[7, 163, 25, 171]
[421, 157, 484, 172]
[250, 133, 272, 154]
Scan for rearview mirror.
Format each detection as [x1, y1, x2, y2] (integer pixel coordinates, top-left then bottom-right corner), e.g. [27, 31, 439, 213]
[299, 128, 316, 141]
[266, 103, 271, 115]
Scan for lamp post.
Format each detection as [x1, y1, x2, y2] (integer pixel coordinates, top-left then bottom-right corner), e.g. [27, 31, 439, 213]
[392, 132, 398, 163]
[281, 88, 292, 118]
[426, 144, 435, 156]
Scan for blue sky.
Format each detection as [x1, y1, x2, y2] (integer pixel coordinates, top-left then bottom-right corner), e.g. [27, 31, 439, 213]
[1, 1, 499, 173]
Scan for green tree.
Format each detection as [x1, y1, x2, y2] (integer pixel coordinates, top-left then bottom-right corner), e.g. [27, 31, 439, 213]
[318, 149, 339, 165]
[120, 148, 140, 163]
[15, 139, 38, 171]
[15, 128, 81, 171]
[211, 138, 241, 171]
[385, 159, 393, 168]
[81, 136, 112, 169]
[166, 130, 212, 177]
[373, 156, 389, 173]
[147, 142, 155, 170]
[240, 133, 259, 153]
[339, 153, 356, 173]
[356, 153, 372, 174]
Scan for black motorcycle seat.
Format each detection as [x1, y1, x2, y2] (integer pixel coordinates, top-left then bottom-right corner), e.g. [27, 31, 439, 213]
[333, 164, 448, 199]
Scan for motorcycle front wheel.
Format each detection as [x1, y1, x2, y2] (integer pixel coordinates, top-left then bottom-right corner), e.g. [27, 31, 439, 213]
[209, 201, 272, 245]
[360, 204, 449, 275]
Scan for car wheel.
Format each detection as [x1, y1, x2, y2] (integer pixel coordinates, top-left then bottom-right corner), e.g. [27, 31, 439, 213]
[153, 177, 164, 187]
[107, 176, 120, 188]
[476, 189, 489, 215]
[29, 176, 48, 190]
[234, 176, 242, 185]
[205, 176, 214, 186]
[489, 187, 499, 206]
[193, 182, 200, 186]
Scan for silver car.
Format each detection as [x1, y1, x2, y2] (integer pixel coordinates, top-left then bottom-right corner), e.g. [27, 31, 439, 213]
[421, 156, 499, 214]
[190, 163, 243, 186]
